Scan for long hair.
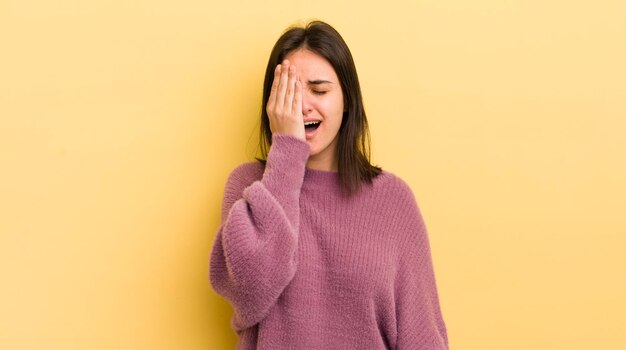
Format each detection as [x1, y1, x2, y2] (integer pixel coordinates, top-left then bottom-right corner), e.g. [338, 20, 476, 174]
[258, 20, 381, 195]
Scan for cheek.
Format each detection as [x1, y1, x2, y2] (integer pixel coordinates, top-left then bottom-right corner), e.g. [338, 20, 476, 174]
[321, 95, 344, 123]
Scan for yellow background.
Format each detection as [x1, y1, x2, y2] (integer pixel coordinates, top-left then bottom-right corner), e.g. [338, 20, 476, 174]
[1, 0, 625, 349]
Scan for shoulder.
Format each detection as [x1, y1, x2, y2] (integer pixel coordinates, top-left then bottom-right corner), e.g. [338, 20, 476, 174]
[219, 161, 265, 219]
[227, 161, 264, 182]
[371, 170, 419, 204]
[370, 170, 427, 234]
[223, 161, 265, 198]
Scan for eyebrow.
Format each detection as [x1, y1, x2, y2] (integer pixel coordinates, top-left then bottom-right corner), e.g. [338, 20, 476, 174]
[306, 80, 333, 85]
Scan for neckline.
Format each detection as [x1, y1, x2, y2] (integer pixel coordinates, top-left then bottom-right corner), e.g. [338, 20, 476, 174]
[301, 166, 391, 194]
[302, 167, 341, 191]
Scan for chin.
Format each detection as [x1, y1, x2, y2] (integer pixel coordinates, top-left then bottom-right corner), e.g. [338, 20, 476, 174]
[308, 147, 327, 158]
[305, 140, 317, 153]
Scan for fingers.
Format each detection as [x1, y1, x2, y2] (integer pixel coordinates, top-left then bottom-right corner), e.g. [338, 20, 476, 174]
[265, 59, 304, 140]
[267, 60, 289, 114]
[284, 64, 297, 112]
[275, 60, 290, 111]
[268, 60, 298, 116]
[293, 78, 302, 116]
[267, 64, 281, 110]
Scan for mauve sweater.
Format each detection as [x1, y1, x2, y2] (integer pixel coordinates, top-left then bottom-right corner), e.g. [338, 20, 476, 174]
[210, 134, 449, 349]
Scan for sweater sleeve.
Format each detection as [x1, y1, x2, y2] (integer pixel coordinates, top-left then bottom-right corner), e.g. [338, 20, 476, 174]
[394, 183, 449, 350]
[209, 134, 310, 332]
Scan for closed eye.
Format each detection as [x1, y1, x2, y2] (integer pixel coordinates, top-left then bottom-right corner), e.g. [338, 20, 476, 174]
[307, 80, 333, 95]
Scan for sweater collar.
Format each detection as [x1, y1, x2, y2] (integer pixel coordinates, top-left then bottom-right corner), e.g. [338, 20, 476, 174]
[302, 167, 341, 191]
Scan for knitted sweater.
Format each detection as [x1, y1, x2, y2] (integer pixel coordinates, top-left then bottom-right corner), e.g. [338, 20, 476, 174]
[210, 134, 449, 349]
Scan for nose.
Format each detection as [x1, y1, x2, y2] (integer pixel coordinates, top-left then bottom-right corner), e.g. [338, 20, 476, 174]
[301, 91, 313, 116]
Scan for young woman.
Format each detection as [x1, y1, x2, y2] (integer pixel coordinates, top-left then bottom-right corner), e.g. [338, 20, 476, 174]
[210, 20, 449, 349]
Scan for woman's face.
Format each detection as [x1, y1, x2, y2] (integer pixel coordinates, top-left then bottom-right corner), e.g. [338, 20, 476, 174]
[284, 49, 344, 172]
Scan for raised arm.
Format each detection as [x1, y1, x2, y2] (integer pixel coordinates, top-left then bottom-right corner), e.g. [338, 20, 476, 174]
[210, 134, 309, 332]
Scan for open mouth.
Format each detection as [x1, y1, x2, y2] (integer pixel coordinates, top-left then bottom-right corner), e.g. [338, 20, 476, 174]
[304, 121, 321, 132]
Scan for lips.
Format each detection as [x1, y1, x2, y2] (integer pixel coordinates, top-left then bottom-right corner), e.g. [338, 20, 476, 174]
[304, 120, 321, 132]
[304, 120, 321, 140]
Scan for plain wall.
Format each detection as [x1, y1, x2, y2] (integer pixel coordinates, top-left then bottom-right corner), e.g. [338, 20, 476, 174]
[1, 0, 625, 349]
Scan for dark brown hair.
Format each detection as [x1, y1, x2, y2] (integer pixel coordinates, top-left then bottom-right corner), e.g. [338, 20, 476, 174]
[258, 20, 381, 195]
